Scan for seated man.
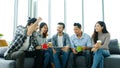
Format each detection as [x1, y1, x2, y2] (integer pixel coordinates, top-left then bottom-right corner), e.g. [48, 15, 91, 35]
[4, 17, 44, 68]
[52, 22, 71, 68]
[67, 23, 92, 68]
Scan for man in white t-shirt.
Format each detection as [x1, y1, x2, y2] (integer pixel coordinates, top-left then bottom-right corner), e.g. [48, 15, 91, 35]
[52, 22, 71, 68]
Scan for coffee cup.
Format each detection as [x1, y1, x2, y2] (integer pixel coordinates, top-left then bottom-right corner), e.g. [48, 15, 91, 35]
[76, 46, 82, 52]
[97, 40, 102, 47]
[48, 42, 52, 47]
[42, 43, 48, 50]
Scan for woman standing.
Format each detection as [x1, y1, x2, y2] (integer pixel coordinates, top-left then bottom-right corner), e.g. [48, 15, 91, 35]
[91, 21, 110, 68]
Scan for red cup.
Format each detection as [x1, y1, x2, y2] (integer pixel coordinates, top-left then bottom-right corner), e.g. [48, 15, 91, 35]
[42, 43, 48, 50]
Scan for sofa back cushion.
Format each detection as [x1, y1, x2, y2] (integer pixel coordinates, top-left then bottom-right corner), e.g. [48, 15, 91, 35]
[108, 39, 120, 54]
[0, 46, 7, 57]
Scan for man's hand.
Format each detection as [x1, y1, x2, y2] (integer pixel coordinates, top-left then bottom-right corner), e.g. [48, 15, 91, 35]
[82, 46, 86, 51]
[53, 49, 56, 54]
[72, 48, 78, 54]
[34, 17, 42, 25]
[27, 17, 42, 36]
[62, 46, 69, 52]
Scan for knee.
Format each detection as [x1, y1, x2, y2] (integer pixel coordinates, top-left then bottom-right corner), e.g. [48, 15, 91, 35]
[53, 53, 58, 58]
[45, 52, 50, 57]
[17, 51, 25, 58]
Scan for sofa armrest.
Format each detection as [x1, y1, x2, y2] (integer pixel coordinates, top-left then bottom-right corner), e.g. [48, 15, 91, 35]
[0, 46, 7, 57]
[108, 39, 120, 54]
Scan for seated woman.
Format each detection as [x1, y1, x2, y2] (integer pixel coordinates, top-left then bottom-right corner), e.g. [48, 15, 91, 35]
[35, 22, 54, 68]
[91, 21, 111, 68]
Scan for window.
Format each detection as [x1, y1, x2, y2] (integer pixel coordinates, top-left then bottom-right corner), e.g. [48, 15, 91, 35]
[66, 0, 82, 36]
[104, 0, 120, 41]
[17, 0, 28, 26]
[84, 0, 103, 36]
[0, 0, 14, 41]
[38, 0, 49, 24]
[51, 0, 64, 36]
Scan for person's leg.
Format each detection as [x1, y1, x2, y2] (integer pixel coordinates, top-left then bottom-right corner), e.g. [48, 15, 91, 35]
[48, 48, 54, 68]
[61, 50, 69, 68]
[99, 57, 104, 68]
[25, 51, 36, 57]
[67, 52, 76, 68]
[83, 50, 92, 68]
[91, 49, 103, 68]
[99, 49, 110, 68]
[91, 49, 110, 68]
[44, 50, 50, 68]
[34, 50, 44, 68]
[53, 50, 61, 68]
[5, 51, 25, 68]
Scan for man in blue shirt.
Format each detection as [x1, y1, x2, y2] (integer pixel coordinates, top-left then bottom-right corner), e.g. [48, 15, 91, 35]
[52, 22, 71, 68]
[67, 23, 92, 68]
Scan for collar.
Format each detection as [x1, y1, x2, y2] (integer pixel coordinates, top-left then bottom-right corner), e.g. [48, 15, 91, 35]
[75, 33, 85, 39]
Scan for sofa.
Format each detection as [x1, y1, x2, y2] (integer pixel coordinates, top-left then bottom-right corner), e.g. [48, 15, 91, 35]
[0, 47, 34, 68]
[0, 39, 120, 68]
[73, 39, 120, 68]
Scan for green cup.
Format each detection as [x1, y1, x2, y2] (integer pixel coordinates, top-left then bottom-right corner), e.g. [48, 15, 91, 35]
[76, 46, 82, 52]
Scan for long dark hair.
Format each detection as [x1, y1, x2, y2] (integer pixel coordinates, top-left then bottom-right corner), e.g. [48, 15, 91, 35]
[39, 22, 48, 38]
[92, 21, 109, 43]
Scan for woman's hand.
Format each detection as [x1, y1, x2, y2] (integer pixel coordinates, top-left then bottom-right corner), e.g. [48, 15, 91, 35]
[94, 44, 99, 48]
[91, 47, 98, 52]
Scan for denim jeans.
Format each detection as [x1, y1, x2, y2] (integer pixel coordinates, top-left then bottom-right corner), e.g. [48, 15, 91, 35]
[53, 49, 69, 68]
[91, 48, 110, 68]
[44, 48, 53, 68]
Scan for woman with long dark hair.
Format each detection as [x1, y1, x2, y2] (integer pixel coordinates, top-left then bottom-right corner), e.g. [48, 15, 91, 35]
[91, 21, 110, 68]
[36, 22, 54, 68]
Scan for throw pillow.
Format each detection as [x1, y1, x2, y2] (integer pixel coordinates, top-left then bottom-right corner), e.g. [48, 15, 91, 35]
[0, 47, 7, 57]
[108, 39, 120, 54]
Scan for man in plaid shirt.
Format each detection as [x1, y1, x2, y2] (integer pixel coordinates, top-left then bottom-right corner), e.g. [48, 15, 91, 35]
[4, 17, 44, 68]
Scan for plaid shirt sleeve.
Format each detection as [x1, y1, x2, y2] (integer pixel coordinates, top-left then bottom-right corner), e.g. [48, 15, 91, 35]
[28, 32, 39, 51]
[4, 26, 27, 57]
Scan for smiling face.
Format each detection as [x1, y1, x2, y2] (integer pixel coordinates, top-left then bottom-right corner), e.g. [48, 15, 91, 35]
[95, 23, 103, 32]
[57, 24, 64, 33]
[74, 26, 82, 35]
[41, 25, 48, 34]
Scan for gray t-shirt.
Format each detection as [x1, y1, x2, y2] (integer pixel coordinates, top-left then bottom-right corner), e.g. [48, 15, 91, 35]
[92, 33, 110, 49]
[36, 32, 47, 46]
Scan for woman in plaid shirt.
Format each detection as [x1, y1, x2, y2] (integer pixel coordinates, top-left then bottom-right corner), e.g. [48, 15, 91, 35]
[4, 17, 44, 68]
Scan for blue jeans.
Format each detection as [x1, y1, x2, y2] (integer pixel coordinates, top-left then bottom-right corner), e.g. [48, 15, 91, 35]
[44, 48, 53, 68]
[53, 49, 69, 68]
[92, 48, 110, 68]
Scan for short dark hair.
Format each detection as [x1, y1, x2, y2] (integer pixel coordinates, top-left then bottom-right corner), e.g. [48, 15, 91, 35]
[74, 23, 81, 29]
[26, 17, 37, 26]
[58, 22, 65, 29]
